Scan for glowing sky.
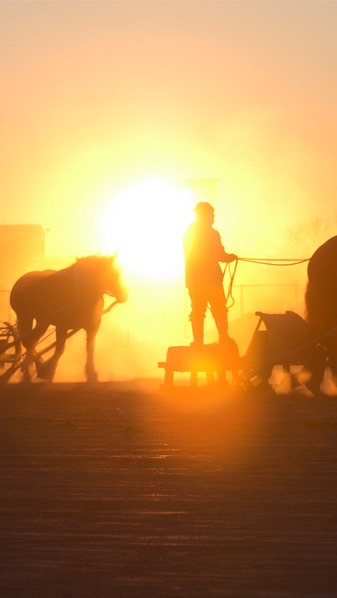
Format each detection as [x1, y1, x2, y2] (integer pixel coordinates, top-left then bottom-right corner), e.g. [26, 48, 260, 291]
[2, 0, 337, 262]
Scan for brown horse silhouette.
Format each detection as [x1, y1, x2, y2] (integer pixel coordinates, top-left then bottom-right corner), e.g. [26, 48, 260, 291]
[305, 236, 337, 387]
[10, 255, 128, 383]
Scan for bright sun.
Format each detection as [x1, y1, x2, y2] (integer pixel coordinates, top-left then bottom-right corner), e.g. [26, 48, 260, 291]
[99, 178, 196, 282]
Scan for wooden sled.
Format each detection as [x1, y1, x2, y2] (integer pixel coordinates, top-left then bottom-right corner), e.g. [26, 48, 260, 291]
[242, 310, 326, 391]
[158, 338, 240, 388]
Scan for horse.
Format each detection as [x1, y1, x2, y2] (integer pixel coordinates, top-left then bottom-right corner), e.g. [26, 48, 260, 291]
[9, 254, 128, 383]
[305, 235, 337, 387]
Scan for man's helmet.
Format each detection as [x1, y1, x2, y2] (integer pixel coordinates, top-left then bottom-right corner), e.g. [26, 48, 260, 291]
[194, 202, 214, 216]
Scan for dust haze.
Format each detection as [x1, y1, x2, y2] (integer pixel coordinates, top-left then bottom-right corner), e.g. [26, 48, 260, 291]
[2, 0, 337, 381]
[2, 213, 337, 383]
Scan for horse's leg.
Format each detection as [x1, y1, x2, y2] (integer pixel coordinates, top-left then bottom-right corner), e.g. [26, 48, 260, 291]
[29, 321, 50, 378]
[16, 316, 47, 382]
[303, 344, 326, 394]
[17, 316, 35, 382]
[85, 324, 100, 383]
[37, 326, 67, 382]
[325, 335, 337, 389]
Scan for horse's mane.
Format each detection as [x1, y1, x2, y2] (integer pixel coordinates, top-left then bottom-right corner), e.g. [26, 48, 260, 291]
[72, 254, 111, 267]
[67, 255, 113, 275]
[74, 255, 108, 266]
[62, 255, 113, 290]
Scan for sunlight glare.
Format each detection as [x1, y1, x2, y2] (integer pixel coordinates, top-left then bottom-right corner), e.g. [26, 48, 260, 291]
[99, 179, 196, 282]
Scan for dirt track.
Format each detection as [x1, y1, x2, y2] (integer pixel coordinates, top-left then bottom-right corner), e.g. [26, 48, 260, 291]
[1, 381, 337, 597]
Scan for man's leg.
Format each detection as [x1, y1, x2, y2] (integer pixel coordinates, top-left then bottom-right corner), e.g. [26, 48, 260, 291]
[188, 287, 208, 346]
[209, 285, 229, 344]
[190, 317, 204, 346]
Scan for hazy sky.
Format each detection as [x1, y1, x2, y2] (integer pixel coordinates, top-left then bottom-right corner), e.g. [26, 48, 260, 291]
[2, 0, 337, 260]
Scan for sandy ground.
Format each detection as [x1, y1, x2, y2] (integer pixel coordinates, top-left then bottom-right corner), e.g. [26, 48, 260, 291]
[1, 381, 337, 597]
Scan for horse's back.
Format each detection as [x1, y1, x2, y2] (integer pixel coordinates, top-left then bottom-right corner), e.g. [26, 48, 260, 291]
[10, 270, 56, 316]
[308, 236, 337, 281]
[306, 236, 337, 332]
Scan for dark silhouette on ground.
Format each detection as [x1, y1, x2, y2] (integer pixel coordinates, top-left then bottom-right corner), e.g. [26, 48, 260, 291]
[183, 202, 237, 346]
[9, 255, 127, 383]
[306, 235, 337, 388]
[243, 310, 326, 393]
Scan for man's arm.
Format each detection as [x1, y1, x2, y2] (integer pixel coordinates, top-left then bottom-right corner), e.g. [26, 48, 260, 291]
[214, 230, 237, 263]
[223, 253, 237, 263]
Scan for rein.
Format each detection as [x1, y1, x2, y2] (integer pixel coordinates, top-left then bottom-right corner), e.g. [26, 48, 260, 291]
[222, 255, 310, 310]
[222, 258, 238, 309]
[103, 296, 119, 315]
[238, 257, 309, 266]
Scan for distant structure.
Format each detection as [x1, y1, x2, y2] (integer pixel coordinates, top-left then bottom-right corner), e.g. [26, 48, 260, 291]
[0, 225, 46, 290]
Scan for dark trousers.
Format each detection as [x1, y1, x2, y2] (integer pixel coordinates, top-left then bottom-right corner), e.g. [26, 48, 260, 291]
[187, 283, 228, 344]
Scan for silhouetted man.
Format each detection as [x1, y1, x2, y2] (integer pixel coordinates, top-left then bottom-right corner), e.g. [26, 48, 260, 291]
[183, 202, 237, 346]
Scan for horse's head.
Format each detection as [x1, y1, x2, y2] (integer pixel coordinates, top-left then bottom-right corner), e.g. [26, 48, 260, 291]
[100, 254, 128, 303]
[73, 255, 128, 304]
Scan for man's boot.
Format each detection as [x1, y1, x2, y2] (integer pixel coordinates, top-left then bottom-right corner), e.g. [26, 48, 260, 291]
[214, 314, 229, 345]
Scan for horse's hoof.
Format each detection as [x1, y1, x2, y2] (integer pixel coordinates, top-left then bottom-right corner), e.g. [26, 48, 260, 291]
[86, 373, 98, 384]
[36, 361, 55, 381]
[36, 364, 48, 380]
